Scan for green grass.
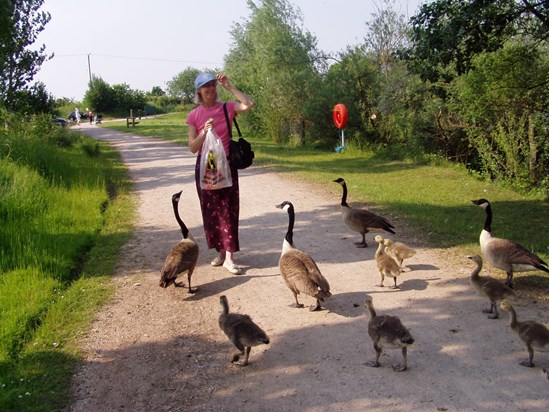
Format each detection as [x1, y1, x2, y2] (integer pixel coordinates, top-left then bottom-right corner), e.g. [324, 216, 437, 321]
[101, 113, 186, 142]
[101, 112, 549, 295]
[0, 120, 135, 411]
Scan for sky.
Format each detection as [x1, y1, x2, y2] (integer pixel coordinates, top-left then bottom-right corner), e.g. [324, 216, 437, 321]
[33, 0, 425, 102]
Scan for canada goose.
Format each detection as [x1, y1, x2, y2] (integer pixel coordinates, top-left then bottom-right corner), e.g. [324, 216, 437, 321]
[374, 235, 402, 289]
[467, 255, 515, 319]
[381, 237, 417, 271]
[218, 295, 270, 366]
[500, 300, 549, 368]
[159, 191, 200, 293]
[471, 198, 548, 288]
[276, 201, 332, 311]
[333, 178, 395, 247]
[364, 295, 414, 372]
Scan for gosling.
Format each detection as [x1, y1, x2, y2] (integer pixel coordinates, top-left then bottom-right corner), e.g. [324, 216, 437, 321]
[382, 237, 417, 271]
[218, 295, 270, 367]
[364, 295, 414, 372]
[468, 255, 515, 319]
[500, 300, 549, 368]
[374, 235, 402, 289]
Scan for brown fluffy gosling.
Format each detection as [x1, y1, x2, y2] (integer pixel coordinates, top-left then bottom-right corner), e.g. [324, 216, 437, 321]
[468, 255, 515, 319]
[218, 295, 270, 367]
[364, 295, 414, 372]
[374, 235, 402, 289]
[500, 300, 549, 368]
[382, 237, 417, 271]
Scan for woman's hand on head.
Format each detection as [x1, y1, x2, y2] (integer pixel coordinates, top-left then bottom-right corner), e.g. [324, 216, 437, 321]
[216, 74, 230, 89]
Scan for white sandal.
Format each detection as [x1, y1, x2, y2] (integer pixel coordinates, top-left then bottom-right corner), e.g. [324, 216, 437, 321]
[211, 256, 224, 267]
[223, 261, 241, 275]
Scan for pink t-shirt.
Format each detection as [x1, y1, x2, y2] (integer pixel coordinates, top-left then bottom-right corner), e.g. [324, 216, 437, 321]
[186, 101, 237, 155]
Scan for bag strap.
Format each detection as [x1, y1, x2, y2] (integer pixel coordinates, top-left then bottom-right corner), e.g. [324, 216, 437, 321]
[223, 102, 242, 140]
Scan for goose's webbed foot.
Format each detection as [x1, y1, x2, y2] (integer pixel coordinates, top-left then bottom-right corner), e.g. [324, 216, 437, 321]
[520, 360, 534, 368]
[309, 301, 322, 312]
[392, 363, 407, 372]
[366, 360, 380, 368]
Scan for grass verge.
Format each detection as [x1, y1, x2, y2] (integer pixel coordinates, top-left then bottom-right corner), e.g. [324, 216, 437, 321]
[0, 120, 135, 411]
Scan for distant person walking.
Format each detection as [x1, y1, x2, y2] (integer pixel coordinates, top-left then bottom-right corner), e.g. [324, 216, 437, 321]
[75, 108, 81, 125]
[186, 73, 254, 275]
[88, 109, 94, 124]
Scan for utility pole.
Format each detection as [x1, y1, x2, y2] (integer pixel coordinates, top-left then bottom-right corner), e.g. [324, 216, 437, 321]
[87, 54, 92, 83]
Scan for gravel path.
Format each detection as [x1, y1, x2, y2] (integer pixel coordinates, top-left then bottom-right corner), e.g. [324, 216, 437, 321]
[69, 122, 549, 412]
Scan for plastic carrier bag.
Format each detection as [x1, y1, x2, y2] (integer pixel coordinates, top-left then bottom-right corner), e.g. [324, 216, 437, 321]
[199, 129, 232, 190]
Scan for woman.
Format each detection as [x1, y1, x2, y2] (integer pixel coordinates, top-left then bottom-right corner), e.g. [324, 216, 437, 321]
[187, 72, 254, 275]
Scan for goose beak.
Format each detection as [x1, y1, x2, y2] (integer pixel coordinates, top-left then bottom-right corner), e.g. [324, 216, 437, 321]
[275, 203, 283, 209]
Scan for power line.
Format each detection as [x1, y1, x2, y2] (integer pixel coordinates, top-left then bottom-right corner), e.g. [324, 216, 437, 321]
[51, 53, 222, 66]
[93, 54, 222, 65]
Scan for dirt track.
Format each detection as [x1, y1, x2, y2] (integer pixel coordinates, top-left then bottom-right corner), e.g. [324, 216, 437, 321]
[69, 122, 549, 411]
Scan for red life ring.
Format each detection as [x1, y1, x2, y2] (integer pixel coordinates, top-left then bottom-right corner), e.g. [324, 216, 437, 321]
[333, 104, 348, 129]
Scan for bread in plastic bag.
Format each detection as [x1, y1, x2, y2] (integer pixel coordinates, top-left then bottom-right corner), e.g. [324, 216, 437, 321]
[199, 129, 232, 190]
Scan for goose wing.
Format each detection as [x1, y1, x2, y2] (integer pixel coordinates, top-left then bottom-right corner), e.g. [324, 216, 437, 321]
[347, 207, 395, 233]
[486, 237, 548, 270]
[388, 242, 417, 259]
[160, 241, 199, 283]
[279, 250, 330, 297]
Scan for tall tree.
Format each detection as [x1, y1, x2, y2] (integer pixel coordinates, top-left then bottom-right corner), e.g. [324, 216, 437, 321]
[364, 0, 410, 77]
[166, 66, 201, 104]
[408, 0, 548, 83]
[224, 0, 321, 143]
[449, 41, 548, 187]
[0, 0, 52, 110]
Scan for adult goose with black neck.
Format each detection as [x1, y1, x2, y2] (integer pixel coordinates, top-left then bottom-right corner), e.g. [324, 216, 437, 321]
[159, 191, 200, 293]
[471, 198, 548, 288]
[333, 178, 395, 248]
[276, 201, 331, 311]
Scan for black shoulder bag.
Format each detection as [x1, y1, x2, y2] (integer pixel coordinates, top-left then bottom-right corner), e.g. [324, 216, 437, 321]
[223, 103, 254, 169]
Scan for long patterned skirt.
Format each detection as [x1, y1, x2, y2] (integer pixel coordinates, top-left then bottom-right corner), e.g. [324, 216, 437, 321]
[195, 155, 240, 252]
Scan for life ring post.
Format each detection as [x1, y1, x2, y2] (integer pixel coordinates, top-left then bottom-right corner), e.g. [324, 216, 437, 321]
[333, 104, 348, 152]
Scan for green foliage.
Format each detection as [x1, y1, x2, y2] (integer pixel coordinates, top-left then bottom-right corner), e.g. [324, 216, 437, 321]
[0, 158, 48, 219]
[166, 66, 201, 103]
[364, 0, 410, 76]
[9, 82, 56, 114]
[0, 0, 52, 111]
[408, 0, 548, 84]
[224, 0, 321, 143]
[0, 268, 61, 361]
[84, 75, 147, 116]
[148, 86, 165, 96]
[449, 41, 549, 190]
[0, 114, 134, 410]
[305, 46, 380, 146]
[84, 76, 114, 113]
